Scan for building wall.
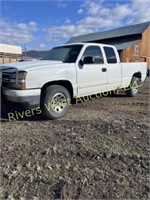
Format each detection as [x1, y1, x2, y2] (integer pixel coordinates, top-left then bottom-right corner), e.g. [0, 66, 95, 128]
[0, 54, 22, 64]
[140, 26, 150, 68]
[122, 27, 150, 69]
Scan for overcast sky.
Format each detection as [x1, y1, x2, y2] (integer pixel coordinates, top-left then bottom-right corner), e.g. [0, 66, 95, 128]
[0, 0, 150, 50]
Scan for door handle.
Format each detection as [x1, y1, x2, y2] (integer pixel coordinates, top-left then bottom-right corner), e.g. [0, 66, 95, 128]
[102, 68, 107, 72]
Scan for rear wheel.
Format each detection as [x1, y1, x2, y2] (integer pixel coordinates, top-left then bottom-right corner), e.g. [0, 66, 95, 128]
[125, 77, 140, 97]
[40, 85, 71, 119]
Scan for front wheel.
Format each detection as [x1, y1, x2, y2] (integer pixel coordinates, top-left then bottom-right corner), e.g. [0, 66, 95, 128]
[125, 77, 140, 97]
[40, 85, 71, 120]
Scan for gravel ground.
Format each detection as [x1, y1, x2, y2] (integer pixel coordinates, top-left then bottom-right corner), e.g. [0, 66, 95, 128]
[0, 78, 150, 199]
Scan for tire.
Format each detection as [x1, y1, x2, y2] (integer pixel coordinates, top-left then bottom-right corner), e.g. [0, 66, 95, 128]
[40, 85, 71, 120]
[125, 77, 140, 97]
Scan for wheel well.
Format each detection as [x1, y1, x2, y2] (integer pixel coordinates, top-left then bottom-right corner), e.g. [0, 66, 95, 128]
[41, 80, 74, 99]
[132, 72, 141, 80]
[127, 72, 142, 89]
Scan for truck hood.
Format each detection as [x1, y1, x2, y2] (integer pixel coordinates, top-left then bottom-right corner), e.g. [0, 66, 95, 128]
[0, 60, 64, 71]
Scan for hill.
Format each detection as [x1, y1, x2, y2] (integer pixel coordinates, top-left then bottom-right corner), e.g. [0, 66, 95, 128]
[22, 50, 49, 59]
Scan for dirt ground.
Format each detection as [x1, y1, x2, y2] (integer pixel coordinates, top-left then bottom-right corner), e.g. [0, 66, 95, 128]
[0, 78, 150, 199]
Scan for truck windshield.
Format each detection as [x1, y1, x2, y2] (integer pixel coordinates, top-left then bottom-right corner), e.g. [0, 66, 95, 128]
[41, 45, 83, 63]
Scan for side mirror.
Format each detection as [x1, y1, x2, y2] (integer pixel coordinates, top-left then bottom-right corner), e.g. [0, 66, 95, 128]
[79, 56, 95, 66]
[83, 56, 94, 64]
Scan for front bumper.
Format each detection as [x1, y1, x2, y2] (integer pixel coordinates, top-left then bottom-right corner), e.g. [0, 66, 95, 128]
[2, 88, 41, 107]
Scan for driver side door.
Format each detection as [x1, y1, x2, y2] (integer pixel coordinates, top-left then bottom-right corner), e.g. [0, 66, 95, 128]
[77, 45, 107, 96]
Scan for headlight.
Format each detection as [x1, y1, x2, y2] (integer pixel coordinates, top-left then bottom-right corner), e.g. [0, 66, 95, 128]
[18, 71, 27, 81]
[9, 71, 27, 89]
[10, 71, 26, 80]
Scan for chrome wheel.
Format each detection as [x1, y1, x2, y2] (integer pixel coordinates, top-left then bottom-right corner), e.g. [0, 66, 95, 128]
[133, 88, 138, 93]
[132, 79, 139, 93]
[41, 85, 70, 120]
[126, 77, 140, 97]
[51, 93, 67, 113]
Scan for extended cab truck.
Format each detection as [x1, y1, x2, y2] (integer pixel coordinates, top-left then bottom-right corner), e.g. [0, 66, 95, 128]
[1, 43, 147, 119]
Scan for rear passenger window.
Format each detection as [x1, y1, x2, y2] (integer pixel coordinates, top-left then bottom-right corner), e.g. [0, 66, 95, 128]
[104, 47, 117, 64]
[83, 46, 104, 64]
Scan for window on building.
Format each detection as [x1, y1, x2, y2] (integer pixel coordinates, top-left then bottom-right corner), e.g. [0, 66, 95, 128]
[134, 45, 139, 57]
[104, 47, 117, 64]
[83, 46, 104, 64]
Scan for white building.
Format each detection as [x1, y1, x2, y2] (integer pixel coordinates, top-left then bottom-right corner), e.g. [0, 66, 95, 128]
[0, 44, 22, 64]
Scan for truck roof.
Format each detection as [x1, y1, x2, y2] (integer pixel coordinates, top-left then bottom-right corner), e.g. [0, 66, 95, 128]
[58, 42, 116, 48]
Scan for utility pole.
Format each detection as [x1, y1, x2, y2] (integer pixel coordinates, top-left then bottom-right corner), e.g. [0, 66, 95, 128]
[24, 44, 27, 60]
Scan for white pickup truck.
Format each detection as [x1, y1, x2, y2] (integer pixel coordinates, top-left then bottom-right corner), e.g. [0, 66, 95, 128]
[1, 43, 147, 119]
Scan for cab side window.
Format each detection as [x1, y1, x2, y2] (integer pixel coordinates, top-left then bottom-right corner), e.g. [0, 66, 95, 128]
[83, 46, 104, 64]
[104, 47, 117, 64]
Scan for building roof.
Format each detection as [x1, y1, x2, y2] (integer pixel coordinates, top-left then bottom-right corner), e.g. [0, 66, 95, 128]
[67, 21, 150, 44]
[0, 44, 22, 54]
[113, 39, 141, 50]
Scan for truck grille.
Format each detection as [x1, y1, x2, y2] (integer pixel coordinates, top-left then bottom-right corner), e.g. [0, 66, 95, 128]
[1, 68, 17, 88]
[2, 72, 11, 87]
